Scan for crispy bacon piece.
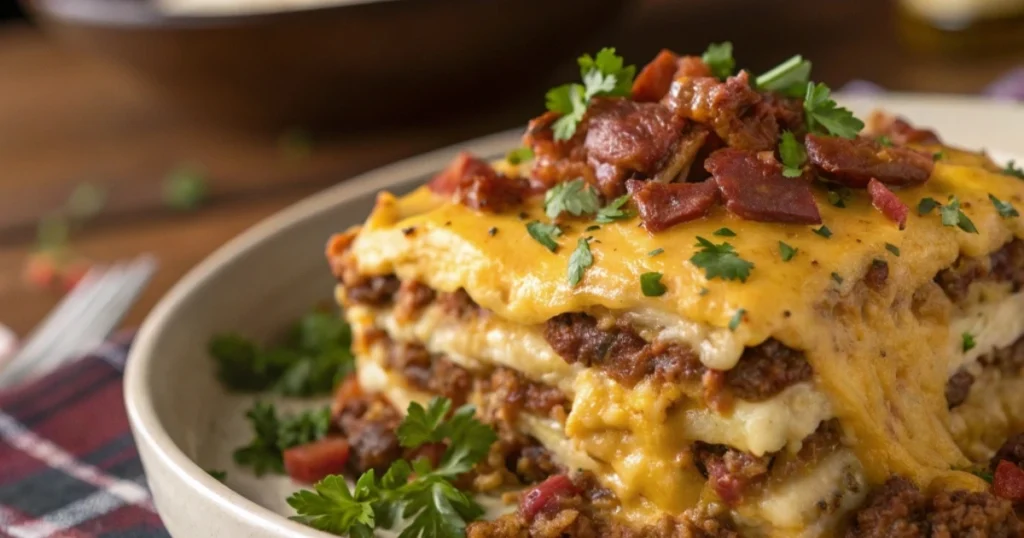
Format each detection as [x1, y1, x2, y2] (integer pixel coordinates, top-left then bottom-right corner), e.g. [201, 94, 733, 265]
[705, 148, 822, 224]
[866, 111, 941, 145]
[867, 178, 909, 229]
[694, 443, 771, 506]
[584, 99, 687, 197]
[994, 460, 1024, 503]
[283, 438, 351, 483]
[651, 125, 710, 183]
[761, 92, 806, 137]
[627, 179, 719, 232]
[631, 50, 712, 102]
[428, 152, 526, 212]
[519, 474, 579, 522]
[805, 134, 934, 188]
[524, 111, 594, 192]
[664, 72, 779, 151]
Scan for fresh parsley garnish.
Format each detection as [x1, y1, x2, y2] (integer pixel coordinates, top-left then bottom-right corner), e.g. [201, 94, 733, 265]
[596, 194, 633, 223]
[756, 55, 812, 97]
[233, 402, 331, 476]
[831, 272, 844, 284]
[779, 241, 797, 261]
[803, 82, 864, 139]
[568, 237, 594, 287]
[827, 189, 849, 208]
[969, 468, 995, 483]
[918, 197, 940, 215]
[526, 221, 562, 252]
[689, 237, 754, 283]
[505, 147, 534, 165]
[939, 195, 979, 233]
[962, 332, 976, 352]
[885, 243, 901, 257]
[640, 272, 667, 297]
[779, 131, 807, 178]
[702, 42, 735, 80]
[210, 310, 353, 396]
[544, 179, 600, 219]
[287, 397, 497, 538]
[933, 151, 945, 161]
[545, 48, 636, 141]
[648, 248, 665, 257]
[208, 469, 227, 482]
[728, 308, 746, 331]
[989, 194, 1019, 218]
[813, 225, 832, 238]
[713, 227, 737, 237]
[1003, 160, 1024, 179]
[877, 135, 893, 147]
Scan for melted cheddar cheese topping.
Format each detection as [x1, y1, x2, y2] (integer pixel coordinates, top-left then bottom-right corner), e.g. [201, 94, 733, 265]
[337, 151, 1024, 525]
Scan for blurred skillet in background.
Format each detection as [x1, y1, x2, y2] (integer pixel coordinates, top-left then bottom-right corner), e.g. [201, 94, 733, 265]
[22, 0, 632, 133]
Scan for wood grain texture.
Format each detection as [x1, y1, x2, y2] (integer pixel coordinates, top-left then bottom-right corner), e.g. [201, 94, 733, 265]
[1, 0, 1022, 337]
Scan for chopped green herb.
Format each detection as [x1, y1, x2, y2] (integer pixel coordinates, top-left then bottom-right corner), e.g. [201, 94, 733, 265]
[713, 227, 736, 237]
[962, 332, 976, 352]
[546, 48, 636, 141]
[689, 236, 755, 283]
[933, 151, 945, 162]
[702, 42, 735, 80]
[876, 135, 893, 147]
[568, 238, 594, 286]
[595, 193, 633, 223]
[831, 272, 843, 284]
[803, 82, 864, 139]
[826, 189, 849, 208]
[728, 308, 746, 331]
[287, 397, 496, 538]
[989, 194, 1019, 218]
[505, 147, 535, 165]
[1003, 160, 1024, 179]
[544, 179, 601, 219]
[885, 243, 901, 257]
[163, 164, 209, 211]
[939, 195, 978, 233]
[779, 241, 797, 262]
[969, 468, 995, 483]
[779, 131, 807, 178]
[918, 197, 940, 215]
[756, 55, 812, 97]
[233, 402, 331, 476]
[526, 221, 562, 252]
[640, 272, 667, 297]
[210, 310, 353, 396]
[813, 225, 832, 238]
[699, 287, 710, 296]
[585, 225, 601, 232]
[648, 248, 665, 257]
[208, 469, 227, 482]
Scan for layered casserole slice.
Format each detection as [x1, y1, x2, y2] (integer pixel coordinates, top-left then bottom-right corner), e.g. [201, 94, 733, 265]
[323, 47, 1024, 537]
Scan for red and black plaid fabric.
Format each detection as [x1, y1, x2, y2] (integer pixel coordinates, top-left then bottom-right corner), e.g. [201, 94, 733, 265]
[0, 334, 169, 538]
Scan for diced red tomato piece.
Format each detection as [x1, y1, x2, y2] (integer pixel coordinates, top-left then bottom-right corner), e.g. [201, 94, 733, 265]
[283, 437, 351, 484]
[993, 460, 1024, 502]
[519, 474, 578, 521]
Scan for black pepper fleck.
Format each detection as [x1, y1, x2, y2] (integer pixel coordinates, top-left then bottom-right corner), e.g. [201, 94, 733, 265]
[783, 310, 791, 318]
[518, 211, 528, 220]
[444, 221, 452, 227]
[488, 227, 498, 237]
[811, 260, 820, 267]
[402, 226, 416, 236]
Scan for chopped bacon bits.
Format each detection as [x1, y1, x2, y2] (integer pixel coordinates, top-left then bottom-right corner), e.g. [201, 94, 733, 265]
[429, 152, 493, 195]
[664, 72, 780, 152]
[867, 111, 942, 145]
[519, 474, 578, 522]
[428, 152, 527, 213]
[993, 460, 1024, 503]
[867, 178, 909, 229]
[627, 179, 719, 232]
[631, 50, 712, 103]
[705, 148, 822, 224]
[805, 134, 933, 188]
[283, 438, 351, 484]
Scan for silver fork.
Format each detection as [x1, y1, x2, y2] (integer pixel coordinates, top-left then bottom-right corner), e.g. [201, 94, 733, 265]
[0, 255, 157, 389]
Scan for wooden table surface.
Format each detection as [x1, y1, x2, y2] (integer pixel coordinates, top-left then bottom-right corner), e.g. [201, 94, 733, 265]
[1, 0, 1022, 337]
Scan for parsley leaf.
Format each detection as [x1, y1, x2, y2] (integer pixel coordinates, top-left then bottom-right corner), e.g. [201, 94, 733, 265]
[831, 272, 844, 284]
[596, 194, 633, 223]
[813, 225, 832, 238]
[779, 131, 807, 178]
[877, 135, 893, 147]
[505, 147, 534, 165]
[1003, 160, 1024, 179]
[702, 42, 735, 80]
[803, 82, 864, 139]
[526, 221, 562, 252]
[233, 402, 331, 476]
[756, 55, 812, 97]
[544, 179, 601, 219]
[939, 195, 979, 233]
[827, 189, 849, 208]
[933, 151, 945, 162]
[640, 272, 667, 297]
[779, 241, 797, 261]
[989, 194, 1019, 218]
[918, 197, 940, 215]
[546, 48, 636, 141]
[397, 397, 452, 448]
[885, 243, 901, 257]
[207, 469, 227, 482]
[969, 468, 995, 483]
[713, 227, 737, 237]
[648, 248, 664, 257]
[568, 238, 594, 287]
[689, 236, 754, 282]
[728, 308, 746, 331]
[962, 332, 976, 352]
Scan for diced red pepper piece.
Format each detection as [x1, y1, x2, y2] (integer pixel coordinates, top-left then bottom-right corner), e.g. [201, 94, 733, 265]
[519, 474, 578, 522]
[284, 437, 351, 484]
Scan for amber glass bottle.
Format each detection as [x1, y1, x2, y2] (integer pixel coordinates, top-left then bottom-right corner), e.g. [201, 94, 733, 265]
[898, 0, 1024, 54]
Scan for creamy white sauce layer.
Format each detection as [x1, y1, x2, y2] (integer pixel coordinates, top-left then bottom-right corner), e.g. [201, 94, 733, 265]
[948, 288, 1024, 373]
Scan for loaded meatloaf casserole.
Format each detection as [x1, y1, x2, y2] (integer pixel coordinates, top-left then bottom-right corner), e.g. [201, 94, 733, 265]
[323, 47, 1024, 537]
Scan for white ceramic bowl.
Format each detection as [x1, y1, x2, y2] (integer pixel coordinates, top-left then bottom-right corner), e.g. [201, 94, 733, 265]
[125, 95, 1024, 537]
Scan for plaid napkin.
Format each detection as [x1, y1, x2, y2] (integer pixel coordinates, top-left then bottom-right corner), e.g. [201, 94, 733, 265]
[0, 333, 169, 538]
